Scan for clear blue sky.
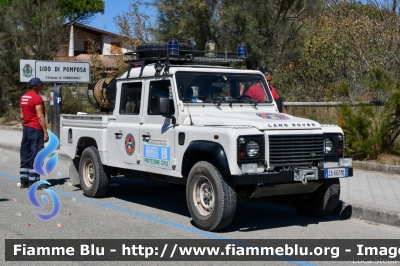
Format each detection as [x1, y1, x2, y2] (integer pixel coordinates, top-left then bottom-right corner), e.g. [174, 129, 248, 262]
[87, 0, 155, 34]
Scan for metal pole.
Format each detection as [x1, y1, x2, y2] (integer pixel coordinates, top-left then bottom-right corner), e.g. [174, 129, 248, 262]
[50, 86, 62, 141]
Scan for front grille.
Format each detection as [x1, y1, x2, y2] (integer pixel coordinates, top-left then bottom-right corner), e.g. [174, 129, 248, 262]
[269, 134, 324, 167]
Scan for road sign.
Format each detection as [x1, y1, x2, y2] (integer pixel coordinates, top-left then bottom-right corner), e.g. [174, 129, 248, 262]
[20, 60, 90, 83]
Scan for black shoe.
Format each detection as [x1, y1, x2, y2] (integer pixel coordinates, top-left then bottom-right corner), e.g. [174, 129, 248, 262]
[37, 184, 48, 190]
[20, 182, 29, 189]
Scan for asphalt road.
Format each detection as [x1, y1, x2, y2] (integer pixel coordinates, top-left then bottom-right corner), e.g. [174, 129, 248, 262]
[1, 148, 400, 266]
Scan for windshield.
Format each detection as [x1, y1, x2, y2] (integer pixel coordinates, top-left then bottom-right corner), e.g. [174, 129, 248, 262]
[175, 71, 272, 103]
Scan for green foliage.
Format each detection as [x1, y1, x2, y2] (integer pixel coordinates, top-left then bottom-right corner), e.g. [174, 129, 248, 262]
[0, 0, 104, 109]
[60, 0, 104, 23]
[340, 104, 378, 159]
[340, 68, 400, 159]
[116, 0, 400, 159]
[0, 0, 67, 109]
[61, 86, 96, 115]
[0, 0, 12, 7]
[276, 2, 400, 102]
[113, 1, 153, 46]
[154, 0, 219, 49]
[0, 98, 11, 116]
[149, 0, 322, 70]
[218, 0, 322, 69]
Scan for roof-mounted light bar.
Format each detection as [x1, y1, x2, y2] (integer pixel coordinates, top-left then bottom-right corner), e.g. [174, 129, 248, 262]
[123, 40, 259, 77]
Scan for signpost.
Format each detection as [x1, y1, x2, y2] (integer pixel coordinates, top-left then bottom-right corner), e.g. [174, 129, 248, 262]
[20, 60, 90, 83]
[20, 59, 90, 139]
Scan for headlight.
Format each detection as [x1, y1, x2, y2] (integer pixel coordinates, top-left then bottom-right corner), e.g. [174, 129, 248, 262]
[324, 138, 333, 153]
[246, 140, 259, 157]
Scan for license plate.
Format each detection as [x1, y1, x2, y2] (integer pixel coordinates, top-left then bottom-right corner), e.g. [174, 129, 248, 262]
[324, 168, 348, 178]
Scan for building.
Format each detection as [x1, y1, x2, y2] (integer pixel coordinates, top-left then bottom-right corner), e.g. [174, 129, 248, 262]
[56, 23, 134, 69]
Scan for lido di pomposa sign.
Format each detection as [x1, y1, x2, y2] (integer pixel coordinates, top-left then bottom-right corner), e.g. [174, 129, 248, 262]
[20, 60, 90, 83]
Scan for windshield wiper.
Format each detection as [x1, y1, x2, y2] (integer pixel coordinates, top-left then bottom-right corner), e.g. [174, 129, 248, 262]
[203, 98, 221, 106]
[236, 95, 258, 106]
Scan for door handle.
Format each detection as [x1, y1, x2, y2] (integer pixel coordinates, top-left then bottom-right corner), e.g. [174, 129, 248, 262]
[115, 131, 122, 137]
[142, 133, 151, 138]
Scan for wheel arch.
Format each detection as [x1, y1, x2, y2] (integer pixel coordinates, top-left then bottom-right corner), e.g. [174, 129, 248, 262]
[181, 141, 231, 177]
[76, 137, 98, 157]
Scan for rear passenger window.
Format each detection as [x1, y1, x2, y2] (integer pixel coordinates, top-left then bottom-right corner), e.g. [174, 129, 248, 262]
[147, 80, 175, 115]
[120, 82, 142, 115]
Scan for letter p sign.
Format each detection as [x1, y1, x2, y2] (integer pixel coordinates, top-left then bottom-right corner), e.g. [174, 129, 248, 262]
[56, 94, 62, 106]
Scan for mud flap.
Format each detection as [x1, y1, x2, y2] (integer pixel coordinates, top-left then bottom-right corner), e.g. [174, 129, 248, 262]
[69, 162, 80, 185]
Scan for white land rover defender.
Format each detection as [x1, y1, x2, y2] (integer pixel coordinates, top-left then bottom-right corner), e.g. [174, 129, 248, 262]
[61, 42, 353, 231]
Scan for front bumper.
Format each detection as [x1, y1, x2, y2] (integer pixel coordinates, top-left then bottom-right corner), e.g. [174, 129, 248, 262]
[232, 167, 353, 185]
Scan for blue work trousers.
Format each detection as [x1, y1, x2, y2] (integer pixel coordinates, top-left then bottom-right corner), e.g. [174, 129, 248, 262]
[20, 126, 44, 184]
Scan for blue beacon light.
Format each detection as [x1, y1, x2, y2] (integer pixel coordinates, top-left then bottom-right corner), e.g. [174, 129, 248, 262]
[168, 39, 179, 55]
[237, 43, 248, 58]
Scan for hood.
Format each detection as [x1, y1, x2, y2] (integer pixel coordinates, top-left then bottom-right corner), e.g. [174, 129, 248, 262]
[184, 112, 321, 130]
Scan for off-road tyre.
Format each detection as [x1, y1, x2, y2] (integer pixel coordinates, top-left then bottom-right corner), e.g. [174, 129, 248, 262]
[79, 146, 110, 198]
[136, 42, 193, 58]
[186, 161, 237, 231]
[291, 179, 340, 217]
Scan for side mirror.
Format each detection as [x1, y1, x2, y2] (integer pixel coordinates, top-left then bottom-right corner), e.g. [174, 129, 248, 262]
[276, 98, 283, 113]
[158, 96, 169, 115]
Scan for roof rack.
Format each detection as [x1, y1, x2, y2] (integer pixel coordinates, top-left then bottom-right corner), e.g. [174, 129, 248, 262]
[124, 50, 259, 78]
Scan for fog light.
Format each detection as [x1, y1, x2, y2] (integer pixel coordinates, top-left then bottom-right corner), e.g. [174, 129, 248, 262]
[242, 163, 257, 174]
[339, 158, 353, 167]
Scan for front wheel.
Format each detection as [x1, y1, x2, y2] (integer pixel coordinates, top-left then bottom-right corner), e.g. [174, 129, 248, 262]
[291, 179, 340, 217]
[79, 146, 110, 198]
[186, 161, 237, 231]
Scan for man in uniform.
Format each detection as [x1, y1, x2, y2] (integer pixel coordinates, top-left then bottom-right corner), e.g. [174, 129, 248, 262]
[19, 78, 49, 189]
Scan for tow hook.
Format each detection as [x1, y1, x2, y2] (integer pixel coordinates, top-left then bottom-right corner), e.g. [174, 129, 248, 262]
[294, 168, 319, 185]
[301, 174, 307, 185]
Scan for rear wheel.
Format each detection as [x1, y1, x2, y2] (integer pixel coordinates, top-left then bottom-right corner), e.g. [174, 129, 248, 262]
[79, 146, 110, 198]
[186, 161, 236, 231]
[291, 179, 340, 217]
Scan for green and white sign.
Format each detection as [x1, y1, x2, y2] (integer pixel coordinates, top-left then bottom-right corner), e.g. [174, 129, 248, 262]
[20, 60, 36, 82]
[20, 60, 90, 83]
